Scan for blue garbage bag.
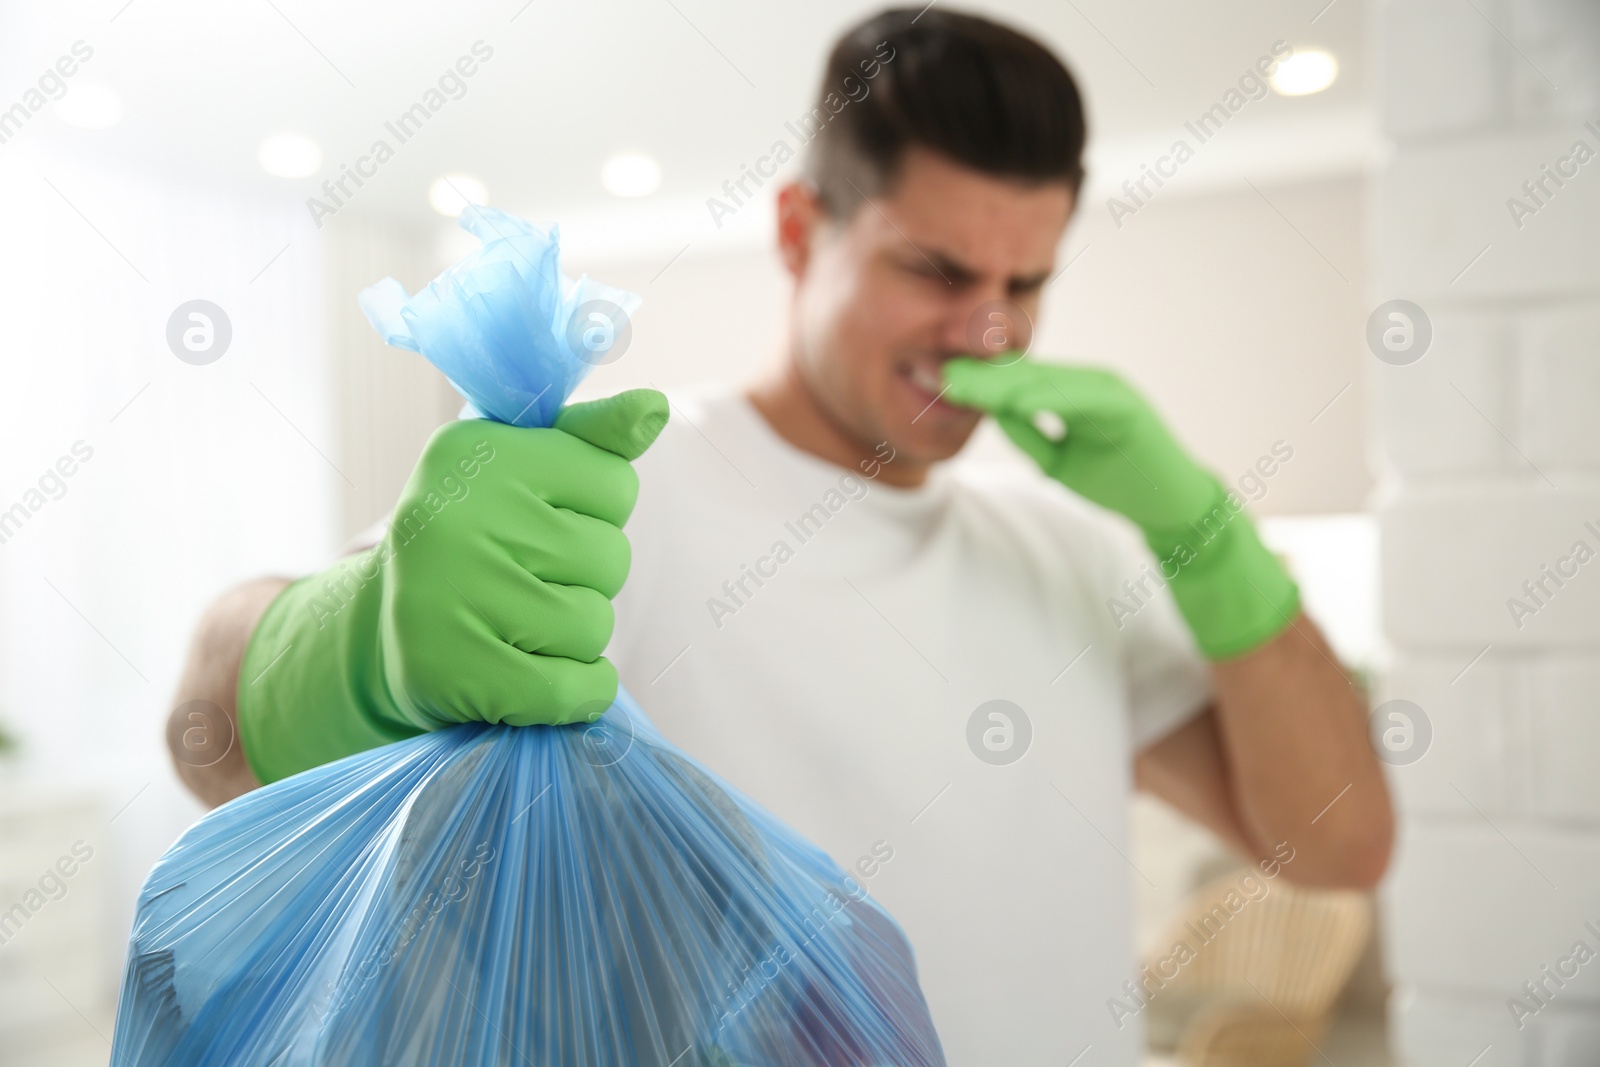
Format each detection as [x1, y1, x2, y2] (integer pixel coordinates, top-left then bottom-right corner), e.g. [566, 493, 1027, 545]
[111, 208, 945, 1066]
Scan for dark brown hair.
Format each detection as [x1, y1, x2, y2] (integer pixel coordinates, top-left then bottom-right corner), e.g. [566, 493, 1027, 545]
[803, 7, 1087, 217]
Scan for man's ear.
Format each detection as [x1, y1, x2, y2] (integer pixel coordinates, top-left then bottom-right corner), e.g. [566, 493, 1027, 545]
[776, 180, 824, 279]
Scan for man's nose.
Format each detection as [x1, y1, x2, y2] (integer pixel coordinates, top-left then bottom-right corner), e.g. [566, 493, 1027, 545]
[941, 288, 1032, 359]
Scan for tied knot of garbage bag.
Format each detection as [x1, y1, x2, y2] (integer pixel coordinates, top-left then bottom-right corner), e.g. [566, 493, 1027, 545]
[358, 205, 642, 429]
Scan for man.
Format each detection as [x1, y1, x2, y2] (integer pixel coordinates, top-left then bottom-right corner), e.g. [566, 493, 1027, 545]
[171, 8, 1392, 1063]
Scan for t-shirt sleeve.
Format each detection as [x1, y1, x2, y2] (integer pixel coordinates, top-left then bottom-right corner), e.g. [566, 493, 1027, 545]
[973, 461, 1215, 752]
[1097, 519, 1215, 750]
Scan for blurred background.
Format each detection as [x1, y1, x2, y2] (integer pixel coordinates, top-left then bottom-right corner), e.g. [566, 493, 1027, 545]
[0, 0, 1596, 1064]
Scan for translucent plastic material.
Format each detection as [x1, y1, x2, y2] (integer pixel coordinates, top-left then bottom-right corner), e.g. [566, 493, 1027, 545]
[113, 693, 944, 1065]
[111, 209, 945, 1065]
[357, 205, 641, 429]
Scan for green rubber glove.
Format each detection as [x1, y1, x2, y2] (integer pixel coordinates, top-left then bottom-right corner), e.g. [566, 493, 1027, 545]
[942, 356, 1298, 660]
[236, 389, 670, 784]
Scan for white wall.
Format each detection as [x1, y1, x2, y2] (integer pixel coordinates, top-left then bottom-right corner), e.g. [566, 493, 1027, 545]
[1373, 1, 1600, 1064]
[0, 142, 345, 1056]
[327, 216, 464, 540]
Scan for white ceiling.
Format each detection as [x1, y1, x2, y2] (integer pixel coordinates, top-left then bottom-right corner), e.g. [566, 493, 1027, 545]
[6, 0, 1372, 256]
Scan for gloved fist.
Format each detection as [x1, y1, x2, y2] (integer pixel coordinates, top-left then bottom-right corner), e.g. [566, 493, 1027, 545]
[237, 389, 669, 783]
[380, 390, 667, 729]
[940, 356, 1217, 537]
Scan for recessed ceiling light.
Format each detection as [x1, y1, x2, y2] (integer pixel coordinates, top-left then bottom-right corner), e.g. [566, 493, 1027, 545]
[429, 174, 488, 217]
[1270, 50, 1338, 96]
[53, 82, 123, 129]
[601, 153, 661, 198]
[258, 133, 322, 178]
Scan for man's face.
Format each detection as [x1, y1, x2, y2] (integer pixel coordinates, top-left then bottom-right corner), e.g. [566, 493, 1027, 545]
[780, 147, 1076, 466]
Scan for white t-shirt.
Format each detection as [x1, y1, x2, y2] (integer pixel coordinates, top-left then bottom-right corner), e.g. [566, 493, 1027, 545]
[608, 383, 1213, 1065]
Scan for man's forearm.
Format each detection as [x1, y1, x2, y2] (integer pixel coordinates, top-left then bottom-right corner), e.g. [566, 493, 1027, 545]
[166, 578, 286, 808]
[1208, 611, 1393, 888]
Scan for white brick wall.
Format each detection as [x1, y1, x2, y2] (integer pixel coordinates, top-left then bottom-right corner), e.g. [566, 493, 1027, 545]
[1382, 489, 1600, 646]
[1385, 822, 1600, 993]
[1508, 0, 1600, 123]
[1375, 1, 1600, 1064]
[1375, 129, 1600, 301]
[1522, 307, 1600, 474]
[1389, 990, 1600, 1067]
[1374, 312, 1516, 479]
[1527, 658, 1600, 821]
[1378, 0, 1510, 138]
[1378, 655, 1513, 816]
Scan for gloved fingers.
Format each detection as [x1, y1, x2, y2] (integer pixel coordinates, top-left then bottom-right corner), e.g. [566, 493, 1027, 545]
[486, 508, 630, 598]
[491, 507, 631, 597]
[486, 651, 619, 726]
[942, 356, 1135, 426]
[459, 560, 616, 662]
[940, 355, 1048, 413]
[425, 419, 641, 527]
[993, 413, 1061, 471]
[384, 614, 617, 727]
[386, 501, 629, 604]
[428, 649, 618, 726]
[553, 388, 670, 461]
[492, 427, 642, 527]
